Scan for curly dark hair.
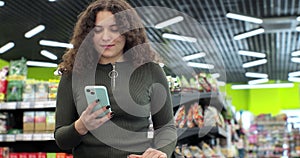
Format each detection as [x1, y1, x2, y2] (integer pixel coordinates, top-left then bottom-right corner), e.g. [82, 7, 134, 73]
[59, 0, 156, 73]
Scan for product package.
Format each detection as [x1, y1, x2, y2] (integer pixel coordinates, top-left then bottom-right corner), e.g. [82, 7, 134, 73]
[174, 105, 186, 128]
[23, 111, 35, 133]
[6, 80, 24, 101]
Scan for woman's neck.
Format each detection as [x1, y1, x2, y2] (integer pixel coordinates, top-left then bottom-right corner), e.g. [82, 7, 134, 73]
[99, 55, 124, 64]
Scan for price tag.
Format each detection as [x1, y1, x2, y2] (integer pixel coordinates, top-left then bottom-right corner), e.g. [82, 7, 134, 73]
[33, 134, 43, 141]
[19, 102, 31, 109]
[5, 134, 15, 142]
[0, 135, 4, 141]
[15, 134, 23, 141]
[22, 134, 33, 141]
[1, 102, 17, 109]
[43, 101, 56, 108]
[34, 101, 46, 108]
[42, 133, 54, 140]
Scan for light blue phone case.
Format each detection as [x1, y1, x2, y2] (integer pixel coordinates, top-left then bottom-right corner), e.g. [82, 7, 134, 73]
[84, 86, 111, 118]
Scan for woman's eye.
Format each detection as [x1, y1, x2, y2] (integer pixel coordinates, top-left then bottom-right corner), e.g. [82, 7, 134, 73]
[94, 27, 103, 33]
[110, 26, 119, 32]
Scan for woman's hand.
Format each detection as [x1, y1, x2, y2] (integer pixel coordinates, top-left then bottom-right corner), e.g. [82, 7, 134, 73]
[75, 99, 113, 135]
[128, 148, 167, 158]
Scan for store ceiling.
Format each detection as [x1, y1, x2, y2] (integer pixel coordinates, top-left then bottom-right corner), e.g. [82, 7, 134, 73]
[0, 0, 300, 83]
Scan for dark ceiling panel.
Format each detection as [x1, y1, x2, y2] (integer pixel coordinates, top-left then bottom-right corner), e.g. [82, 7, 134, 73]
[0, 0, 300, 83]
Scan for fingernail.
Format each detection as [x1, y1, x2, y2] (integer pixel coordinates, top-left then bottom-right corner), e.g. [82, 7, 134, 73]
[110, 111, 115, 118]
[95, 99, 100, 103]
[106, 105, 111, 109]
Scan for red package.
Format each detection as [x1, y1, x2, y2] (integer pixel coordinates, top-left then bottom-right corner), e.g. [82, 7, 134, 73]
[9, 152, 18, 158]
[37, 153, 46, 158]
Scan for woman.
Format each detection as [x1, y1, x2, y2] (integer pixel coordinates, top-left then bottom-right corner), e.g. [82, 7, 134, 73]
[54, 0, 177, 157]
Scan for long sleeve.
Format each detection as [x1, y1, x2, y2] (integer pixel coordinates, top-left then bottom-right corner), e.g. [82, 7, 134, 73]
[149, 63, 177, 157]
[54, 73, 83, 150]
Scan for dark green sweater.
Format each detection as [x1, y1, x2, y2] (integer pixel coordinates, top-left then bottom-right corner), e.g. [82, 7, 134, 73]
[54, 62, 177, 158]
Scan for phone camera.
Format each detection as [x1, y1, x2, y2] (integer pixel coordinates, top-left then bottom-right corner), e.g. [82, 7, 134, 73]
[91, 91, 95, 95]
[86, 89, 90, 92]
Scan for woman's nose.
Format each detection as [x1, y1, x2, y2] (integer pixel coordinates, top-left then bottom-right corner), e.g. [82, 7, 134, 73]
[101, 29, 112, 41]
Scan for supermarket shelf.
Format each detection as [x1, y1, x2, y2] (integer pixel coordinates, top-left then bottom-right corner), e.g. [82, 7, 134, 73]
[0, 133, 54, 142]
[172, 92, 226, 111]
[177, 126, 226, 141]
[255, 121, 286, 126]
[0, 101, 56, 110]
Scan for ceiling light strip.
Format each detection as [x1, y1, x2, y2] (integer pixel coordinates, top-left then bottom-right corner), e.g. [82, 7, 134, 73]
[288, 77, 300, 82]
[288, 71, 300, 77]
[248, 78, 269, 85]
[245, 72, 268, 78]
[296, 26, 300, 31]
[291, 57, 300, 63]
[39, 40, 73, 49]
[40, 50, 57, 60]
[182, 52, 206, 61]
[234, 28, 265, 40]
[0, 42, 15, 54]
[226, 13, 263, 24]
[238, 50, 266, 58]
[154, 16, 184, 29]
[187, 62, 214, 69]
[162, 33, 197, 43]
[25, 25, 45, 38]
[291, 50, 300, 57]
[242, 59, 267, 68]
[231, 83, 294, 89]
[26, 61, 58, 67]
[0, 1, 5, 7]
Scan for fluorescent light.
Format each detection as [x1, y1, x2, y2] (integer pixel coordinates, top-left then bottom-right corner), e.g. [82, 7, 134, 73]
[231, 83, 294, 89]
[238, 50, 266, 58]
[291, 57, 300, 63]
[26, 61, 58, 67]
[226, 13, 263, 24]
[242, 59, 267, 68]
[211, 73, 220, 79]
[296, 26, 300, 31]
[25, 25, 45, 38]
[0, 1, 5, 7]
[159, 63, 165, 67]
[291, 50, 300, 57]
[162, 33, 197, 43]
[187, 62, 214, 69]
[154, 16, 184, 29]
[234, 28, 265, 40]
[49, 0, 56, 2]
[40, 50, 58, 60]
[288, 77, 300, 82]
[288, 71, 300, 77]
[217, 81, 226, 86]
[245, 72, 268, 78]
[248, 78, 269, 85]
[39, 40, 73, 49]
[297, 16, 300, 21]
[182, 52, 206, 61]
[0, 42, 15, 54]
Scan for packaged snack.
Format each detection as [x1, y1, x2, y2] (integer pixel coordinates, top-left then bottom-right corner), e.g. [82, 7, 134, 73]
[22, 81, 36, 102]
[187, 105, 196, 128]
[6, 80, 24, 101]
[174, 105, 186, 128]
[8, 57, 27, 80]
[192, 103, 204, 128]
[35, 82, 49, 101]
[0, 66, 9, 101]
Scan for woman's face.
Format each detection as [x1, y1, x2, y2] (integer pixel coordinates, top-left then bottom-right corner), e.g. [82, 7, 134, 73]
[93, 11, 126, 64]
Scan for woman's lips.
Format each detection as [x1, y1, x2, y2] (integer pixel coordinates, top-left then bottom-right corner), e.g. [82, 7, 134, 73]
[101, 44, 114, 49]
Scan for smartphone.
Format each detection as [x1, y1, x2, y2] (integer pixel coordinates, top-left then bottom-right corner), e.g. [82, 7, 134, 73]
[84, 85, 111, 118]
